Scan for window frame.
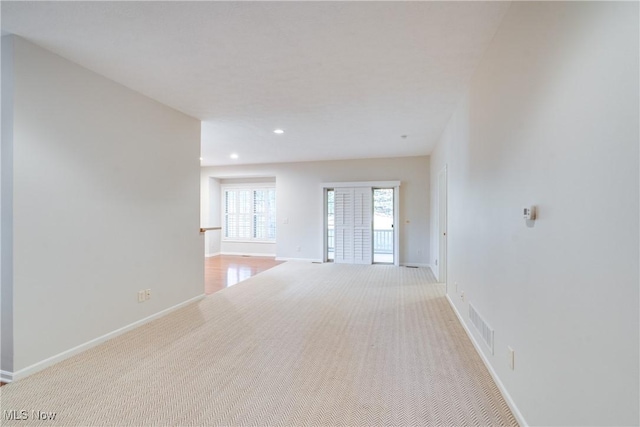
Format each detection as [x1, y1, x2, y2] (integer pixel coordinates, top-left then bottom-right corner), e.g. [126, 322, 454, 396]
[221, 183, 276, 243]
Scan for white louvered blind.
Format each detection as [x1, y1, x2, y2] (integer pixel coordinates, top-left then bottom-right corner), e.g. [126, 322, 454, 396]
[225, 189, 251, 239]
[353, 187, 372, 264]
[334, 188, 354, 264]
[334, 187, 372, 264]
[224, 187, 276, 241]
[253, 188, 276, 240]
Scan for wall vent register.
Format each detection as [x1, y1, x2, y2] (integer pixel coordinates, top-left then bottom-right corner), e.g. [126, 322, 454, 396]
[469, 303, 495, 354]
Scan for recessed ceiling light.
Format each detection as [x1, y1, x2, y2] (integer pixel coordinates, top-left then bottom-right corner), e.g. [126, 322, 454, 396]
[199, 157, 203, 161]
[273, 129, 284, 134]
[230, 153, 239, 159]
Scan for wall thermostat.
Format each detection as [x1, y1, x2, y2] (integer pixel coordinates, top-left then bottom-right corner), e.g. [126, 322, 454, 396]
[523, 206, 536, 220]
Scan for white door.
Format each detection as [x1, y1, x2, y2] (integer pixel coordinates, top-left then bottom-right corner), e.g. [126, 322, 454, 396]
[438, 167, 448, 285]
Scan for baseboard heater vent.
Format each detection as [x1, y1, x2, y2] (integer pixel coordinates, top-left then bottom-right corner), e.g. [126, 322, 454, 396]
[469, 303, 494, 354]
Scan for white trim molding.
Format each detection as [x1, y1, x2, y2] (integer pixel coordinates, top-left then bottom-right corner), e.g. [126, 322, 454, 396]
[275, 257, 323, 263]
[7, 294, 205, 382]
[321, 180, 401, 189]
[400, 263, 431, 268]
[222, 252, 276, 257]
[445, 294, 528, 427]
[1, 370, 13, 383]
[205, 252, 221, 258]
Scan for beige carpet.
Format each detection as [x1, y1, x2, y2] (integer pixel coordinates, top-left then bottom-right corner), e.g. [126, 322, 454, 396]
[0, 262, 517, 426]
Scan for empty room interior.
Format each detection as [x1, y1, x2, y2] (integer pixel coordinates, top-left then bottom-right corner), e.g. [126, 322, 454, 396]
[0, 1, 638, 426]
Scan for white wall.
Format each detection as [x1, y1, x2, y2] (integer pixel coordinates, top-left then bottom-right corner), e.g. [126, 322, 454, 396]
[1, 35, 16, 379]
[5, 37, 204, 376]
[430, 3, 639, 426]
[202, 156, 430, 264]
[200, 176, 221, 256]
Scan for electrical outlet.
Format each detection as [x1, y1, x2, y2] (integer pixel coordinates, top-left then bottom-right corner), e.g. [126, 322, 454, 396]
[508, 346, 515, 370]
[137, 290, 145, 303]
[417, 249, 422, 255]
[454, 282, 458, 292]
[435, 259, 438, 266]
[145, 289, 151, 300]
[460, 291, 465, 301]
[297, 246, 301, 252]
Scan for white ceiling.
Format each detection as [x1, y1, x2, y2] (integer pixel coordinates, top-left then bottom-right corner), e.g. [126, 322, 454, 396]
[1, 1, 510, 166]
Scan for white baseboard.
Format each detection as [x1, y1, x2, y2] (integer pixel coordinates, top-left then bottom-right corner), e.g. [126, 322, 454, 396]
[275, 257, 323, 263]
[8, 294, 205, 382]
[205, 252, 221, 258]
[400, 262, 430, 268]
[222, 252, 276, 257]
[445, 294, 528, 427]
[1, 370, 13, 383]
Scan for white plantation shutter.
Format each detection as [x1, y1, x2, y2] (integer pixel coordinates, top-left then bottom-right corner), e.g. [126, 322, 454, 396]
[224, 186, 275, 241]
[237, 189, 252, 239]
[253, 188, 276, 240]
[253, 190, 265, 239]
[352, 187, 372, 264]
[334, 188, 354, 263]
[224, 190, 237, 238]
[334, 187, 372, 264]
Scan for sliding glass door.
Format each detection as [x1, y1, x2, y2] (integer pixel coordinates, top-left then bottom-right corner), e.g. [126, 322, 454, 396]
[373, 188, 394, 264]
[325, 186, 396, 265]
[326, 189, 335, 262]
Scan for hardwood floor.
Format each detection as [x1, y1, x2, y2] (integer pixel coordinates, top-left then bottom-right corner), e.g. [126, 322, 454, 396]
[205, 255, 284, 295]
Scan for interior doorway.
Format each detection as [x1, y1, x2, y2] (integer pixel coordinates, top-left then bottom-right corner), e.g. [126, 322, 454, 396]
[373, 188, 394, 264]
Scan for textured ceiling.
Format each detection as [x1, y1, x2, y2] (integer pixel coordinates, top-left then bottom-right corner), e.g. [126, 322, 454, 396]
[2, 2, 510, 166]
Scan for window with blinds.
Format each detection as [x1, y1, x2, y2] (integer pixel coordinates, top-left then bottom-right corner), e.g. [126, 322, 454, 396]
[224, 187, 276, 242]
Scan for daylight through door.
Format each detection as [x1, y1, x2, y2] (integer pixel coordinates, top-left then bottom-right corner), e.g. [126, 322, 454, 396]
[373, 188, 394, 264]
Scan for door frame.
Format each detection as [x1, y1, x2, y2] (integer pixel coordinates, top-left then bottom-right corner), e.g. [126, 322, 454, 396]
[323, 188, 334, 262]
[372, 187, 396, 265]
[322, 181, 400, 266]
[437, 166, 448, 288]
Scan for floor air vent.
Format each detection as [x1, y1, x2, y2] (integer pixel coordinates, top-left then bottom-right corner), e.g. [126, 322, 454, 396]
[469, 303, 494, 354]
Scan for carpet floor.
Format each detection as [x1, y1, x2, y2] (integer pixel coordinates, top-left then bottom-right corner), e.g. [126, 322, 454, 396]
[0, 262, 517, 426]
